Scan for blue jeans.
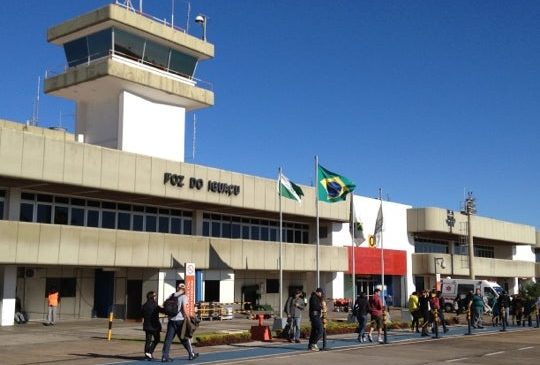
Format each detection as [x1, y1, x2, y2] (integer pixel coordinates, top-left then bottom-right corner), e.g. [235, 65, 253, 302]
[357, 314, 367, 338]
[161, 320, 193, 359]
[291, 316, 302, 340]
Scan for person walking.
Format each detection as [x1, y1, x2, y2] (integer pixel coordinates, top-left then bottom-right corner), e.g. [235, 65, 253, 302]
[354, 292, 371, 342]
[437, 291, 448, 333]
[419, 290, 430, 336]
[408, 291, 420, 333]
[471, 288, 485, 329]
[535, 295, 540, 328]
[142, 291, 164, 361]
[513, 294, 524, 326]
[45, 287, 60, 326]
[161, 284, 199, 362]
[307, 288, 324, 351]
[368, 288, 384, 344]
[285, 289, 305, 343]
[498, 291, 510, 327]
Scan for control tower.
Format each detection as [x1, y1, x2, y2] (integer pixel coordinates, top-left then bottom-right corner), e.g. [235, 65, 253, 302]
[44, 3, 214, 162]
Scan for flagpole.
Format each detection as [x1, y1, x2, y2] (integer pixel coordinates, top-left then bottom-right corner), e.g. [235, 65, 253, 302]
[378, 188, 385, 307]
[351, 196, 356, 304]
[278, 168, 284, 318]
[315, 155, 320, 289]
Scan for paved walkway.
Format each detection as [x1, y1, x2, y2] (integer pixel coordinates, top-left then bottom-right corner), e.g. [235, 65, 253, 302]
[0, 311, 536, 365]
[116, 323, 539, 364]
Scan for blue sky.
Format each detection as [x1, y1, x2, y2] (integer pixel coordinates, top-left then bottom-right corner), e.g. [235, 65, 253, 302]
[0, 1, 538, 229]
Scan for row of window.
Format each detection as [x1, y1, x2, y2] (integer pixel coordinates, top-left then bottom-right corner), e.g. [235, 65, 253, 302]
[414, 238, 495, 258]
[64, 28, 198, 78]
[19, 193, 193, 235]
[0, 190, 5, 220]
[202, 213, 310, 244]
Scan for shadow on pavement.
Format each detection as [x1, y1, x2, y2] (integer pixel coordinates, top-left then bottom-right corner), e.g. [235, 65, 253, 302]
[69, 353, 144, 361]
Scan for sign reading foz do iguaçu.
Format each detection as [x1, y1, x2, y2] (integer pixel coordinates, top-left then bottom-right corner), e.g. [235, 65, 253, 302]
[163, 172, 241, 196]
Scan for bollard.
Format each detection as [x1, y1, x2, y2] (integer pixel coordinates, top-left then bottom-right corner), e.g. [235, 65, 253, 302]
[500, 305, 507, 332]
[464, 308, 472, 336]
[382, 307, 388, 344]
[433, 307, 439, 339]
[107, 311, 114, 341]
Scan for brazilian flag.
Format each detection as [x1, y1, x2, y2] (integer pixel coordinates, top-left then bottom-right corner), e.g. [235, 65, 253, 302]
[317, 164, 355, 203]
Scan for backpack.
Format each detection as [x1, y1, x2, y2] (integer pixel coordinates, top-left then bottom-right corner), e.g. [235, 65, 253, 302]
[163, 294, 179, 316]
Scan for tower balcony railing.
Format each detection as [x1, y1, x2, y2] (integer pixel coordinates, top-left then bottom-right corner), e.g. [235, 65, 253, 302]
[113, 0, 189, 34]
[45, 49, 213, 92]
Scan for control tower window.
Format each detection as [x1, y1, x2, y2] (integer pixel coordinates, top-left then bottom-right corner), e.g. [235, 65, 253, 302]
[64, 37, 88, 67]
[88, 28, 112, 61]
[114, 28, 144, 61]
[169, 49, 197, 78]
[143, 41, 169, 71]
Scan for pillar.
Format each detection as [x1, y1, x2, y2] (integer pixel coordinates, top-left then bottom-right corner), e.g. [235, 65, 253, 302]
[0, 266, 17, 326]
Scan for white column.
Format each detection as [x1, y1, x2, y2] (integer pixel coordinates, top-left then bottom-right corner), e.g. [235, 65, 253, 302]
[7, 188, 21, 220]
[331, 271, 344, 300]
[1, 266, 17, 326]
[511, 277, 519, 295]
[157, 269, 180, 305]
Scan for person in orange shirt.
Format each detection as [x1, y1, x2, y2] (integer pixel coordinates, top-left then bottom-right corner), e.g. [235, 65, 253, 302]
[46, 287, 60, 326]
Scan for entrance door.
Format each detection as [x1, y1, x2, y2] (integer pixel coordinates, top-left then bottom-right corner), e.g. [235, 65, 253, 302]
[93, 269, 114, 318]
[356, 277, 376, 297]
[204, 280, 220, 302]
[126, 280, 143, 319]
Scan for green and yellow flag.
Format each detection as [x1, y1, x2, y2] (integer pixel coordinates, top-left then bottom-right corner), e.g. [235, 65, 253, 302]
[317, 164, 355, 203]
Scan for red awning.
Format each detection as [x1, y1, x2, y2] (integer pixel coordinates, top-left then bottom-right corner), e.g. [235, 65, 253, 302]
[347, 246, 407, 275]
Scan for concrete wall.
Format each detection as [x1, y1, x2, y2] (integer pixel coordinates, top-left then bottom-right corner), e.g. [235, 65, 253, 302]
[408, 207, 536, 245]
[412, 253, 536, 278]
[0, 221, 347, 272]
[0, 121, 348, 222]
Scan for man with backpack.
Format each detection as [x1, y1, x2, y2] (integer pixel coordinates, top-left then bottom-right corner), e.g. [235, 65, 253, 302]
[284, 289, 305, 343]
[161, 283, 199, 362]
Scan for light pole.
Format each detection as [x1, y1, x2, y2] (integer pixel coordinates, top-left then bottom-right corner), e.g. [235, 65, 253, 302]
[195, 14, 208, 41]
[434, 257, 446, 290]
[461, 192, 476, 279]
[446, 210, 455, 232]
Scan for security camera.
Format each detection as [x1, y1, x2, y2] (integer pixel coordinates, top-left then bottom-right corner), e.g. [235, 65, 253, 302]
[195, 15, 205, 24]
[440, 260, 447, 269]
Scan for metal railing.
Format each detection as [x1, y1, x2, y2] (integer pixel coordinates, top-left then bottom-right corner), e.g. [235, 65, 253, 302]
[45, 49, 213, 91]
[113, 0, 187, 34]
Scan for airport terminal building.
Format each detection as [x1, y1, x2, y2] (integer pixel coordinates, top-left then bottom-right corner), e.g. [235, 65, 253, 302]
[0, 3, 539, 326]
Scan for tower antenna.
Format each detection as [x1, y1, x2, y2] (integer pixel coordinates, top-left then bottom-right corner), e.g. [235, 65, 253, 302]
[31, 76, 41, 126]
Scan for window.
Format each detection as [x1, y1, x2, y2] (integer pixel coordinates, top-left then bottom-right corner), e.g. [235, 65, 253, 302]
[266, 279, 279, 294]
[169, 49, 197, 77]
[17, 191, 193, 235]
[64, 37, 88, 67]
[54, 205, 69, 225]
[201, 212, 309, 243]
[114, 28, 144, 60]
[36, 204, 52, 223]
[0, 190, 5, 220]
[20, 202, 34, 222]
[87, 28, 112, 60]
[143, 41, 169, 70]
[414, 238, 449, 254]
[475, 245, 494, 258]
